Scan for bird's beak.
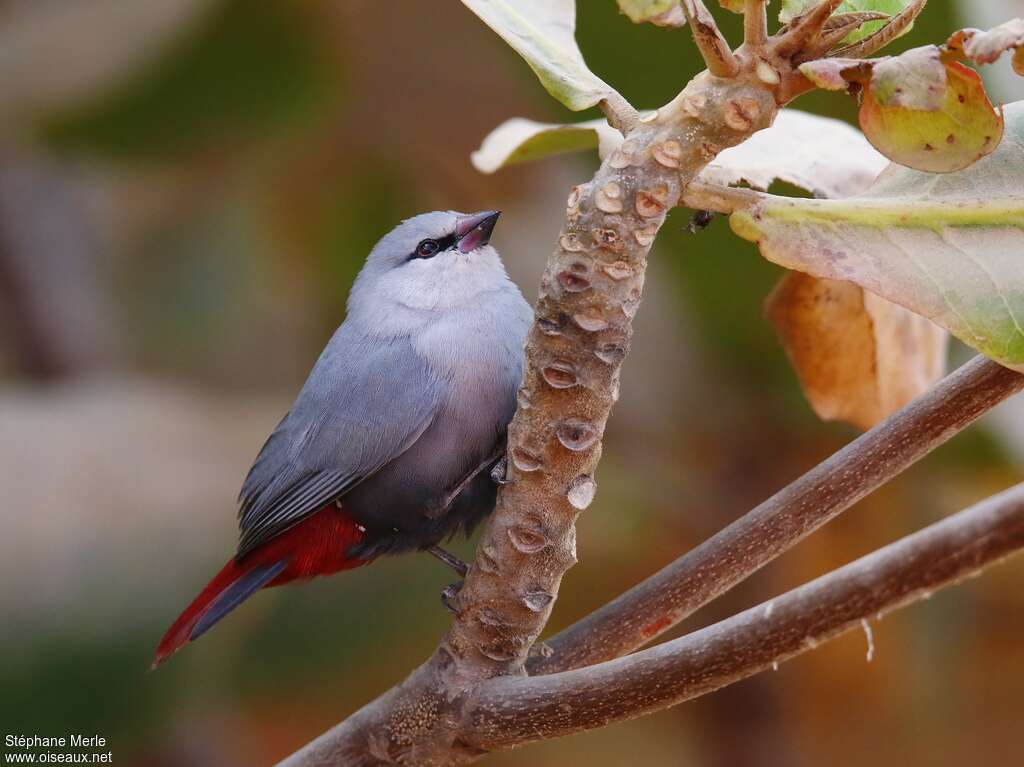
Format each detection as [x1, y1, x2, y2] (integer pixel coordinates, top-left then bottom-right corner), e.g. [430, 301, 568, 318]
[455, 210, 500, 253]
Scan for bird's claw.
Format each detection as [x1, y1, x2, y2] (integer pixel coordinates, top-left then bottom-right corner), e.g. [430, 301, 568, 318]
[490, 454, 511, 485]
[441, 581, 464, 614]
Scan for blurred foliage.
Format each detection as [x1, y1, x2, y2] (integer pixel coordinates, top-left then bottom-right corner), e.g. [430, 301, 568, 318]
[42, 0, 338, 159]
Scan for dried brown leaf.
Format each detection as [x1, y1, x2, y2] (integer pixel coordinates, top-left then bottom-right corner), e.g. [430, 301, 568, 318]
[766, 272, 947, 430]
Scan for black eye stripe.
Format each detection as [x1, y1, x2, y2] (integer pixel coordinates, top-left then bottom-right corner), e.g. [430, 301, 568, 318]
[407, 234, 457, 261]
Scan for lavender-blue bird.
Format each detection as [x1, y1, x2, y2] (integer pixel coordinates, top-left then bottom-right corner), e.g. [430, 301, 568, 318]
[155, 210, 531, 666]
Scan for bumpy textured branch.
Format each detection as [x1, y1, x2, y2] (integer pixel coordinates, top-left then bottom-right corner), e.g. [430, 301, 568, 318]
[281, 4, 1002, 762]
[530, 355, 1024, 674]
[775, 0, 845, 58]
[468, 482, 1024, 747]
[744, 0, 769, 50]
[442, 72, 778, 683]
[282, 67, 783, 767]
[683, 1, 741, 77]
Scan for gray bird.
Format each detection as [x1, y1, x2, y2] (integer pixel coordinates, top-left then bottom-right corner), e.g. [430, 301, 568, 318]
[155, 210, 531, 666]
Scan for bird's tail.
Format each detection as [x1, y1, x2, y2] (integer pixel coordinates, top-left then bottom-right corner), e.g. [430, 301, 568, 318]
[153, 504, 367, 668]
[152, 557, 286, 668]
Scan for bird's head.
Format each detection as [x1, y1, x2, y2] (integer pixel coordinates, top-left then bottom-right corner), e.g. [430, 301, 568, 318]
[349, 210, 513, 318]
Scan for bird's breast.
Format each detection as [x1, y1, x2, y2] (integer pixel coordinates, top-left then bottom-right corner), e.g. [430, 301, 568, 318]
[343, 304, 526, 540]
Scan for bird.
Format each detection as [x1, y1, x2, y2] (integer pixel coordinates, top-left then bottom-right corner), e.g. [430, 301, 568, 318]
[153, 210, 532, 667]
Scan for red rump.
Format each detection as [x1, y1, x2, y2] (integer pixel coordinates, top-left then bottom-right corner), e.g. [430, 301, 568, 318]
[153, 503, 366, 668]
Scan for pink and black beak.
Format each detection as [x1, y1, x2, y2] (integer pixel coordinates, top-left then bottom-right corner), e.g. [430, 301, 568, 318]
[455, 210, 500, 253]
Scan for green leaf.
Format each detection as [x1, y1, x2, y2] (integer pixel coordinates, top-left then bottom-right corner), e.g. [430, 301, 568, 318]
[729, 101, 1024, 372]
[868, 46, 947, 110]
[800, 48, 1005, 173]
[616, 0, 685, 26]
[460, 0, 622, 111]
[470, 116, 620, 173]
[718, 0, 746, 13]
[859, 59, 1004, 173]
[780, 0, 914, 43]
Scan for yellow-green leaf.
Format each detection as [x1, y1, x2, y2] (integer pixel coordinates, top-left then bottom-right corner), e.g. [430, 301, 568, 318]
[718, 0, 746, 13]
[868, 45, 946, 110]
[470, 116, 621, 173]
[730, 101, 1024, 372]
[616, 0, 685, 26]
[460, 0, 622, 111]
[860, 60, 1003, 173]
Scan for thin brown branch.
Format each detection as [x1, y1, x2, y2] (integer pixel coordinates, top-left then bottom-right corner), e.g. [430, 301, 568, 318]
[829, 0, 928, 59]
[682, 0, 741, 78]
[744, 0, 768, 50]
[530, 355, 1024, 674]
[823, 11, 890, 32]
[812, 12, 892, 56]
[680, 179, 763, 214]
[600, 93, 641, 136]
[774, 0, 845, 57]
[470, 482, 1024, 748]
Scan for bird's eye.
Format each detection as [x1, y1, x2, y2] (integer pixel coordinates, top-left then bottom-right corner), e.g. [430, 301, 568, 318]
[415, 239, 441, 258]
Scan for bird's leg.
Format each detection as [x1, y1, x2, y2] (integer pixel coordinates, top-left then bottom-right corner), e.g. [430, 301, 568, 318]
[490, 452, 510, 485]
[426, 545, 468, 614]
[426, 544, 468, 577]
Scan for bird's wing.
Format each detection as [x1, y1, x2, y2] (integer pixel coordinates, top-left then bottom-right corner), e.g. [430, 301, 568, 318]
[235, 330, 447, 558]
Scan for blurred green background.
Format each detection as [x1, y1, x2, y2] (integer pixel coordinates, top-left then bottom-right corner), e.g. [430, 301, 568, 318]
[1, 1, 1022, 765]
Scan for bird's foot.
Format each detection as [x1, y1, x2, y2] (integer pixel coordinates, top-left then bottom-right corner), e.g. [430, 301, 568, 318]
[529, 641, 554, 659]
[441, 581, 464, 615]
[426, 545, 468, 577]
[490, 453, 510, 485]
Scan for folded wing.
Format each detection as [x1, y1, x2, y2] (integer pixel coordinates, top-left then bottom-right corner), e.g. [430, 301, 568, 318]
[236, 329, 447, 558]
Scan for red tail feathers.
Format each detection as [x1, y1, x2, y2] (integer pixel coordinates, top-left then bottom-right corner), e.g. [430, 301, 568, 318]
[153, 504, 367, 668]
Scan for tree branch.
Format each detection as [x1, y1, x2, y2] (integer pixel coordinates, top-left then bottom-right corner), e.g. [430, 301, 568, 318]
[279, 9, 1019, 764]
[469, 482, 1024, 748]
[774, 0, 844, 58]
[744, 0, 769, 50]
[530, 355, 1024, 674]
[680, 179, 762, 214]
[682, 0, 741, 77]
[599, 93, 640, 136]
[438, 70, 780, 699]
[282, 55, 788, 767]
